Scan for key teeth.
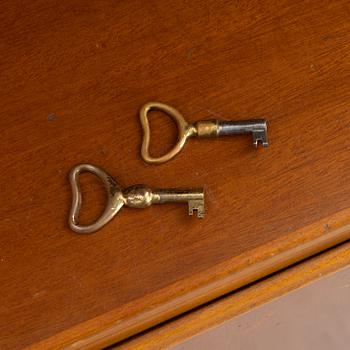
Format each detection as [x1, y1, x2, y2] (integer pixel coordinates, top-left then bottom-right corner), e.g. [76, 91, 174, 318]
[254, 139, 269, 147]
[188, 200, 205, 219]
[197, 208, 205, 219]
[252, 131, 269, 148]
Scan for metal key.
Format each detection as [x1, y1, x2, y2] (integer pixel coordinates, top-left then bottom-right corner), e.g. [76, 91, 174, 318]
[140, 102, 269, 164]
[69, 164, 204, 234]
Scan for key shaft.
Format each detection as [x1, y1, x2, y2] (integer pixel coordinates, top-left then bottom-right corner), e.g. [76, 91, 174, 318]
[217, 119, 268, 147]
[152, 188, 203, 203]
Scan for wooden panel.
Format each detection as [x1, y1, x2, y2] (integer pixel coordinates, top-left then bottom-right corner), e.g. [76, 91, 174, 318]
[1, 0, 350, 348]
[117, 242, 350, 350]
[170, 265, 350, 350]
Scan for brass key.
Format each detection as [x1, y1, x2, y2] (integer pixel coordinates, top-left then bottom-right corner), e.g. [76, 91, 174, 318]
[69, 164, 205, 234]
[140, 101, 269, 164]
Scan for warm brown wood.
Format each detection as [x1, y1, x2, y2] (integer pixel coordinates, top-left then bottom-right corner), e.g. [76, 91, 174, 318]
[117, 241, 350, 350]
[29, 209, 350, 349]
[1, 0, 350, 349]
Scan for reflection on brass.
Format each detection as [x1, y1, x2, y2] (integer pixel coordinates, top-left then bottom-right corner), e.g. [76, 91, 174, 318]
[194, 120, 219, 137]
[140, 102, 269, 164]
[69, 164, 205, 234]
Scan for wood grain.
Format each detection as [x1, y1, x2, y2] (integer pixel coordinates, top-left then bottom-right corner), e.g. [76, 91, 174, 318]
[1, 0, 350, 348]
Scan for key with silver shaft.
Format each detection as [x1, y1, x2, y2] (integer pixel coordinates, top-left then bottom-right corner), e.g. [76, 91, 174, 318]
[69, 164, 205, 234]
[140, 102, 269, 164]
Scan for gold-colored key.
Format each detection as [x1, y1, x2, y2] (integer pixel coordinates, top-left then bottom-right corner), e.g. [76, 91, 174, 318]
[69, 164, 205, 234]
[140, 101, 269, 164]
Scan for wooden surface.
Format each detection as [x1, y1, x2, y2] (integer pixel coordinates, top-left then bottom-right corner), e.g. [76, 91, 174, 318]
[1, 0, 350, 348]
[117, 241, 350, 349]
[33, 208, 350, 349]
[172, 256, 350, 350]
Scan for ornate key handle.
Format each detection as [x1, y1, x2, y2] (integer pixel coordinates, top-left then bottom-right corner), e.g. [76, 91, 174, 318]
[140, 102, 196, 164]
[140, 102, 269, 164]
[69, 163, 204, 234]
[69, 164, 125, 234]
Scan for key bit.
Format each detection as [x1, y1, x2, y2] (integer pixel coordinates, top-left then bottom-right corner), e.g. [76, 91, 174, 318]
[140, 101, 269, 164]
[69, 164, 205, 234]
